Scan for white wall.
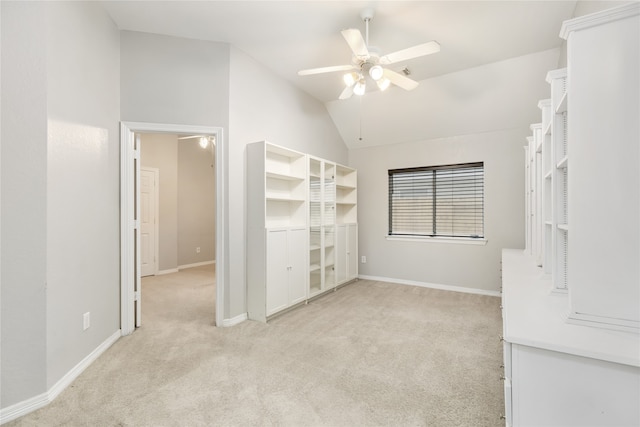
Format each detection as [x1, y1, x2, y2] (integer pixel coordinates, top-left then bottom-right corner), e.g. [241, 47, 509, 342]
[1, 0, 120, 411]
[1, 1, 48, 407]
[44, 1, 121, 389]
[350, 128, 527, 293]
[141, 134, 179, 271]
[227, 46, 347, 316]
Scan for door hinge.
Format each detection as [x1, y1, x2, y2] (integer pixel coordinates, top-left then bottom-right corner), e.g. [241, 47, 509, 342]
[133, 219, 140, 229]
[133, 148, 140, 160]
[134, 290, 140, 301]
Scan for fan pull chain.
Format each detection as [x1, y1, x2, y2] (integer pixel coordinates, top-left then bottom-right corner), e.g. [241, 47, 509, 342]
[359, 96, 363, 141]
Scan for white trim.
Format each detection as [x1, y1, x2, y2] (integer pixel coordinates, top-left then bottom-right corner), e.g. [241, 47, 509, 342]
[48, 331, 121, 401]
[560, 2, 639, 40]
[0, 331, 120, 425]
[385, 235, 487, 246]
[178, 260, 216, 270]
[358, 274, 501, 297]
[567, 311, 640, 334]
[120, 122, 226, 332]
[0, 393, 49, 425]
[140, 166, 160, 277]
[156, 268, 180, 276]
[222, 312, 248, 327]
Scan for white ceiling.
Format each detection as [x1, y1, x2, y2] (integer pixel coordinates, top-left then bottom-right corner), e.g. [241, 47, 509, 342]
[101, 1, 582, 147]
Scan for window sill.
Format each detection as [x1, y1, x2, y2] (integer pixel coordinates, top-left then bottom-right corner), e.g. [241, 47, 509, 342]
[385, 235, 488, 246]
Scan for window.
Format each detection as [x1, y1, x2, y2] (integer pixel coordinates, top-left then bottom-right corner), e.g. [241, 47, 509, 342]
[388, 162, 484, 238]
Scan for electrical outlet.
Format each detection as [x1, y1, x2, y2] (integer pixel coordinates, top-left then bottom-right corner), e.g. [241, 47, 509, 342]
[361, 256, 367, 264]
[196, 247, 201, 253]
[83, 312, 90, 331]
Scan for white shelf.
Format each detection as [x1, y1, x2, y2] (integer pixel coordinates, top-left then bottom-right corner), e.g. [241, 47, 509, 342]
[309, 245, 320, 251]
[266, 171, 305, 181]
[544, 170, 552, 180]
[545, 221, 553, 226]
[543, 121, 552, 137]
[266, 195, 305, 202]
[557, 224, 569, 231]
[309, 264, 320, 272]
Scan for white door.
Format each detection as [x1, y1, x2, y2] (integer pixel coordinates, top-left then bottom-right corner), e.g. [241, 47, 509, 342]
[336, 225, 347, 284]
[140, 168, 158, 277]
[347, 224, 358, 280]
[288, 228, 307, 305]
[266, 229, 289, 316]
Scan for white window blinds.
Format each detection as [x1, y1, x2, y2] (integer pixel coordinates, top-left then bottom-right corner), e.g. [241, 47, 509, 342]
[388, 162, 484, 238]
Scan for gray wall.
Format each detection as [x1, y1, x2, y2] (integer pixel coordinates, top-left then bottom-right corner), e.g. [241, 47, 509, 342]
[1, 1, 120, 408]
[351, 128, 527, 293]
[1, 1, 48, 407]
[177, 139, 216, 266]
[140, 134, 179, 272]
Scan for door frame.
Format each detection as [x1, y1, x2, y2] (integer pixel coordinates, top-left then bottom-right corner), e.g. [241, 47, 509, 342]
[120, 121, 225, 335]
[140, 166, 159, 277]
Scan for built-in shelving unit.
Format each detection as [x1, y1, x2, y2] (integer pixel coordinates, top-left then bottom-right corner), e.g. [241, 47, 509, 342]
[247, 141, 359, 321]
[547, 68, 568, 292]
[502, 4, 640, 426]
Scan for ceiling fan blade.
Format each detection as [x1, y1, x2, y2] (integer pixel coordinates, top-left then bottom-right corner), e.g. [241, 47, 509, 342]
[341, 28, 370, 58]
[339, 85, 354, 100]
[381, 41, 440, 65]
[298, 64, 355, 76]
[383, 69, 419, 91]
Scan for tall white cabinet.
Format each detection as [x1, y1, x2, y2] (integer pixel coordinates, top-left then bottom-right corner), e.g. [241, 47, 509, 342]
[502, 4, 640, 426]
[247, 141, 358, 322]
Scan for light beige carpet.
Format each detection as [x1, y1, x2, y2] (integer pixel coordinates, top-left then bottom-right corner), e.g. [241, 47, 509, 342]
[9, 265, 505, 426]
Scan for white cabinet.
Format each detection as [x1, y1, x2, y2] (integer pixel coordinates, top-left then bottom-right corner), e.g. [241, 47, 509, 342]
[501, 250, 640, 427]
[247, 141, 308, 321]
[265, 228, 307, 317]
[560, 3, 639, 332]
[336, 224, 358, 285]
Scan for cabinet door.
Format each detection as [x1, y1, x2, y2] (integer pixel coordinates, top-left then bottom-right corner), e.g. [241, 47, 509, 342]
[347, 224, 358, 280]
[335, 225, 347, 284]
[288, 228, 307, 305]
[266, 229, 289, 316]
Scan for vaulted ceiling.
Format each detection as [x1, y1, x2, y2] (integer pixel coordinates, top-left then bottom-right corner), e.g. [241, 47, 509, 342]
[102, 1, 585, 148]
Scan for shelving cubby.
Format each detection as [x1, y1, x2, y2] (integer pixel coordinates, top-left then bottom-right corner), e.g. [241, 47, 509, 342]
[547, 68, 568, 292]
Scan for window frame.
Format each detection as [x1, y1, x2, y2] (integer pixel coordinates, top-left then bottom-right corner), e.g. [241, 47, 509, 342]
[387, 162, 485, 242]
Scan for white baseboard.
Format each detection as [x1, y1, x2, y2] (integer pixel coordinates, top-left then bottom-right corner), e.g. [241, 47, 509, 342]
[178, 260, 215, 270]
[0, 330, 121, 425]
[156, 268, 179, 275]
[358, 274, 501, 297]
[0, 392, 49, 425]
[222, 312, 247, 327]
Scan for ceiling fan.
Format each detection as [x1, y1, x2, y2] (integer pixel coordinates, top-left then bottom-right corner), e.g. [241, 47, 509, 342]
[298, 8, 440, 100]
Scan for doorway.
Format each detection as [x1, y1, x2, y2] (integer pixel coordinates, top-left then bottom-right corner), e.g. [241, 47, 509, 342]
[120, 122, 225, 334]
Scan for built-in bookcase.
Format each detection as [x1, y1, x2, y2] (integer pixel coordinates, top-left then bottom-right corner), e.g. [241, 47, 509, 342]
[248, 141, 359, 321]
[336, 165, 357, 224]
[309, 157, 338, 297]
[547, 68, 568, 292]
[539, 99, 553, 275]
[264, 145, 307, 228]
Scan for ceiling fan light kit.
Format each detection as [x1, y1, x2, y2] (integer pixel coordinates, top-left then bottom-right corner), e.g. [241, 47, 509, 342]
[298, 8, 441, 100]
